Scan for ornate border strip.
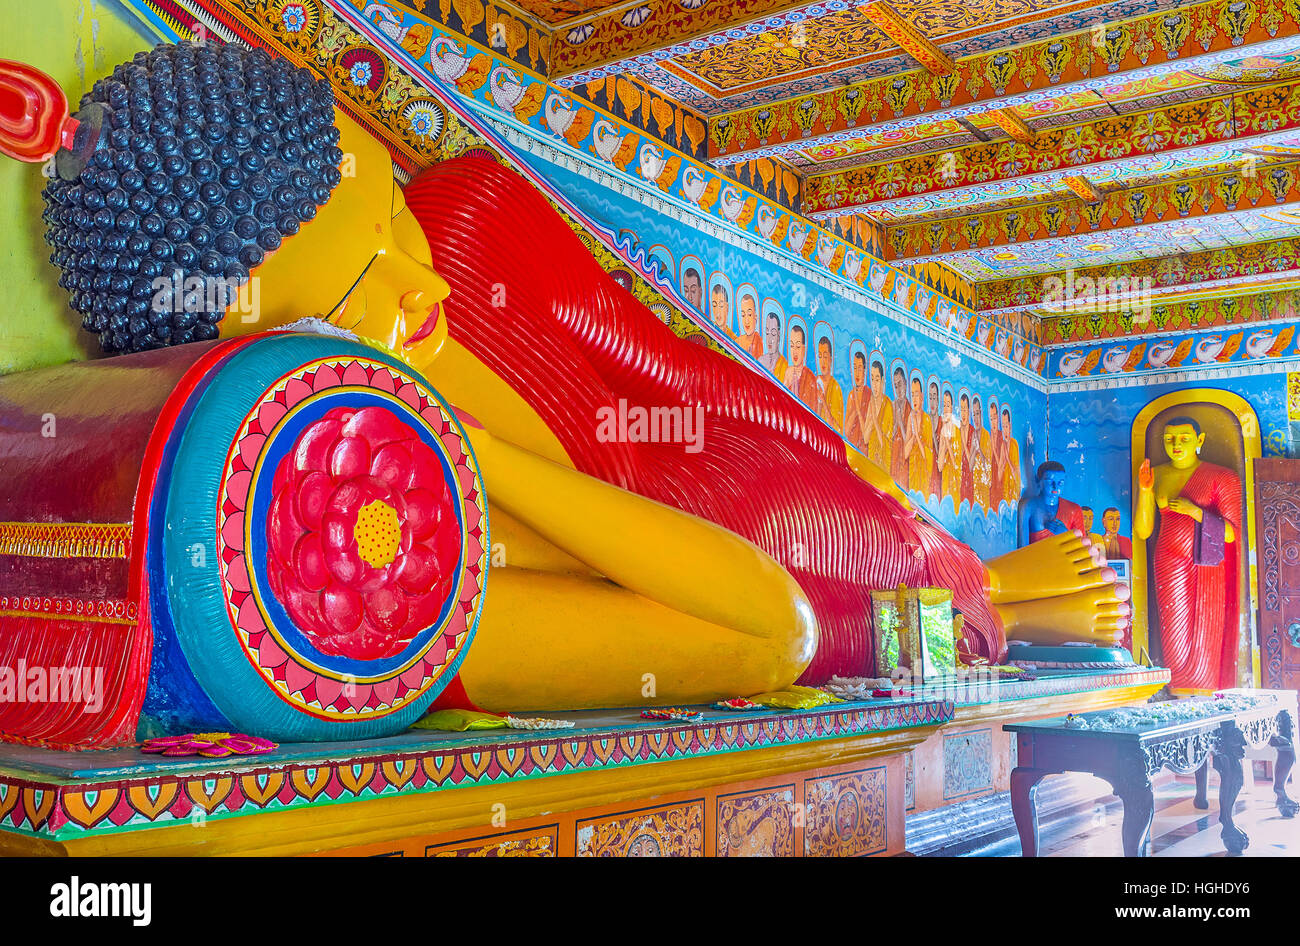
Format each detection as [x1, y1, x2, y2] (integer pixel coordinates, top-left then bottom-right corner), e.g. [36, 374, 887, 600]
[0, 522, 131, 560]
[0, 594, 138, 624]
[0, 699, 953, 839]
[1049, 352, 1300, 392]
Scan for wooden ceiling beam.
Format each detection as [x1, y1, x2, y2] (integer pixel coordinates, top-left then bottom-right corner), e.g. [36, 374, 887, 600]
[858, 2, 953, 76]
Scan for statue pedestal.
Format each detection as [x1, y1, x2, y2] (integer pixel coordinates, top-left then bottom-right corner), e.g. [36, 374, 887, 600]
[0, 668, 1169, 856]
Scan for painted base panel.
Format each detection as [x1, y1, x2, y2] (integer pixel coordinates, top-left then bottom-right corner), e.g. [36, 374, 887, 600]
[0, 668, 1168, 856]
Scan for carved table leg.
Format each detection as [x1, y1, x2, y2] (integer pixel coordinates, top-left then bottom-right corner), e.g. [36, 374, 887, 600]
[1214, 724, 1250, 854]
[1104, 768, 1155, 858]
[1270, 711, 1298, 818]
[1011, 767, 1053, 857]
[1194, 757, 1210, 810]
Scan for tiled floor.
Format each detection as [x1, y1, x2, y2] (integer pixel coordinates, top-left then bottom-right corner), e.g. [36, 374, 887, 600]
[972, 772, 1300, 857]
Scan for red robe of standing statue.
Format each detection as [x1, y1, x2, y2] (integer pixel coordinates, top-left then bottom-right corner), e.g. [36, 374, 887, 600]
[1154, 462, 1242, 691]
[405, 158, 1007, 682]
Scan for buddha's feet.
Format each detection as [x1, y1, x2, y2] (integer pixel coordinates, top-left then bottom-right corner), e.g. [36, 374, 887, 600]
[995, 584, 1130, 645]
[985, 531, 1115, 604]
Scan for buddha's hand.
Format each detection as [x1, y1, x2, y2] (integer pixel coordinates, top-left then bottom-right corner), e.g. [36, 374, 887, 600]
[1138, 458, 1154, 491]
[1167, 497, 1203, 521]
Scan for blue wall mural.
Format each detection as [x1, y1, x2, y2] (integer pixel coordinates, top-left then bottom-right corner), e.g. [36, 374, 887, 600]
[1047, 370, 1293, 553]
[521, 150, 1048, 560]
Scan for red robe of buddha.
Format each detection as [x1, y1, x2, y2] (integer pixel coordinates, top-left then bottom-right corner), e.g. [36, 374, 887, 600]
[405, 158, 1007, 682]
[1153, 462, 1241, 691]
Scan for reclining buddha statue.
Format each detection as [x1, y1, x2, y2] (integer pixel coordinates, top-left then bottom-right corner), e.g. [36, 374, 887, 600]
[0, 43, 1128, 747]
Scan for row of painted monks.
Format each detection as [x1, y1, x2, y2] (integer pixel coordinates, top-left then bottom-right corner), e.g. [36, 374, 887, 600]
[701, 280, 1024, 512]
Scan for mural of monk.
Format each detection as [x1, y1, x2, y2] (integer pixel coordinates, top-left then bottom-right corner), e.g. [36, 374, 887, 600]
[1101, 507, 1132, 560]
[1001, 406, 1021, 505]
[783, 324, 821, 411]
[737, 293, 764, 359]
[844, 351, 871, 452]
[861, 359, 892, 470]
[710, 283, 734, 339]
[959, 393, 975, 509]
[682, 267, 704, 312]
[1135, 417, 1243, 692]
[939, 388, 962, 504]
[890, 366, 911, 486]
[814, 336, 843, 431]
[1081, 506, 1104, 548]
[926, 380, 942, 501]
[760, 312, 788, 378]
[970, 396, 991, 509]
[903, 376, 932, 494]
[986, 398, 1005, 510]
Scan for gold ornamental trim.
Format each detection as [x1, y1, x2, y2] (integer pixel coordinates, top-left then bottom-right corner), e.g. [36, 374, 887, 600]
[0, 522, 132, 560]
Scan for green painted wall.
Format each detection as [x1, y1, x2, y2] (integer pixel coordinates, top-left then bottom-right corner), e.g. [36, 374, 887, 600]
[0, 0, 153, 375]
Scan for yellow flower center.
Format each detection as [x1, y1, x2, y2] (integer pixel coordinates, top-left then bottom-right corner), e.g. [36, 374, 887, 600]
[354, 499, 402, 568]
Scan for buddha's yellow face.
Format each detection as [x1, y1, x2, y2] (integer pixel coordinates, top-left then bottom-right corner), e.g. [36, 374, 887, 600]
[219, 107, 450, 373]
[1163, 423, 1204, 469]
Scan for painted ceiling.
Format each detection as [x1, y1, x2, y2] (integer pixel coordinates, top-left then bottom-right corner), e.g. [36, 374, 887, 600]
[133, 0, 1300, 343]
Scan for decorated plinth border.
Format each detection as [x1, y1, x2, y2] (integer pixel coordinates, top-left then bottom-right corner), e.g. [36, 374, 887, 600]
[0, 521, 131, 560]
[0, 700, 953, 840]
[0, 595, 137, 625]
[913, 666, 1172, 706]
[217, 355, 487, 721]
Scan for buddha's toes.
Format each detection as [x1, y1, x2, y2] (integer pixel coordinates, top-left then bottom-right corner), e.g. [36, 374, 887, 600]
[986, 531, 1117, 604]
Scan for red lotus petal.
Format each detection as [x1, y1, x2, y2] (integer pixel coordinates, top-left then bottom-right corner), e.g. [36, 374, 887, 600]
[323, 534, 362, 585]
[342, 405, 410, 447]
[365, 587, 409, 637]
[370, 442, 414, 490]
[296, 471, 333, 531]
[408, 440, 445, 492]
[322, 583, 363, 637]
[329, 435, 371, 481]
[432, 518, 462, 570]
[407, 587, 444, 632]
[324, 479, 366, 532]
[270, 455, 292, 496]
[268, 488, 303, 567]
[294, 533, 329, 591]
[285, 585, 328, 636]
[402, 488, 439, 541]
[293, 417, 342, 474]
[395, 544, 437, 593]
[353, 564, 390, 595]
[267, 556, 287, 599]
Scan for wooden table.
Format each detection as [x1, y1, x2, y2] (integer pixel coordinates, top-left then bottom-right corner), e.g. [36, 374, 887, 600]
[1006, 692, 1298, 856]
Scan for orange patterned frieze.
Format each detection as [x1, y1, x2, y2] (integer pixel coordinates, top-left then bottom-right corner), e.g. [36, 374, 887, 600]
[663, 6, 894, 93]
[977, 238, 1300, 310]
[550, 0, 814, 76]
[575, 800, 707, 856]
[711, 0, 1300, 162]
[0, 522, 131, 559]
[427, 825, 559, 856]
[803, 767, 889, 856]
[889, 162, 1300, 261]
[806, 84, 1300, 213]
[1041, 290, 1300, 344]
[716, 786, 797, 856]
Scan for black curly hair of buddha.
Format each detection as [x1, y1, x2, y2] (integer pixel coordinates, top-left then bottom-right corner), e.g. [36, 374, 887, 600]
[40, 41, 343, 354]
